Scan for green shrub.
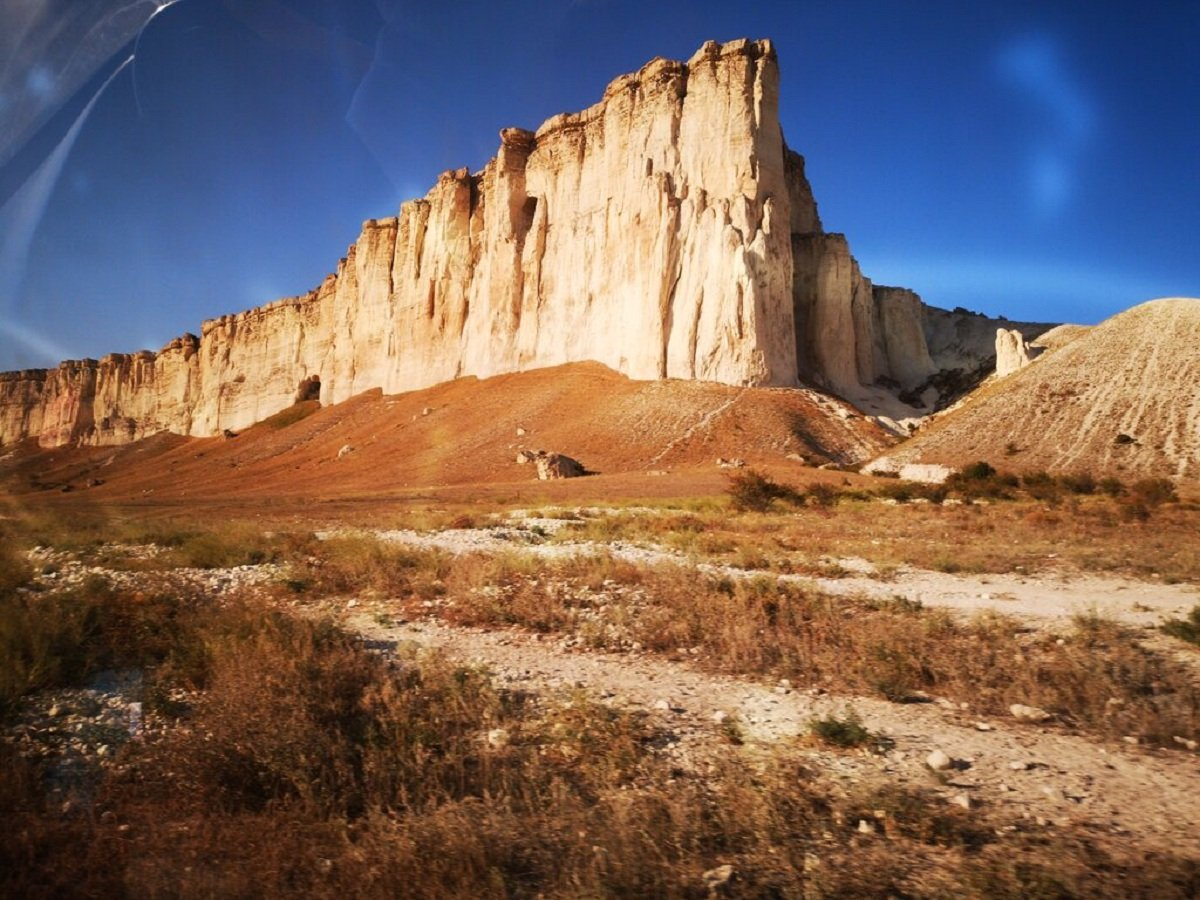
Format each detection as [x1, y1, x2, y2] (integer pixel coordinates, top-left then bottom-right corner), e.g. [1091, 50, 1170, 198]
[808, 709, 876, 748]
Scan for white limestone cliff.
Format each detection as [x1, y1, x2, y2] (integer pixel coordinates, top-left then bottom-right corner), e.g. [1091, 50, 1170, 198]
[0, 39, 1032, 449]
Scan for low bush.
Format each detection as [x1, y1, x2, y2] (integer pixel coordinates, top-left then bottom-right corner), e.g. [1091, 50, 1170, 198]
[1021, 471, 1061, 503]
[945, 461, 1019, 500]
[1058, 472, 1097, 495]
[1161, 605, 1200, 646]
[1130, 477, 1178, 507]
[808, 709, 877, 749]
[725, 469, 802, 512]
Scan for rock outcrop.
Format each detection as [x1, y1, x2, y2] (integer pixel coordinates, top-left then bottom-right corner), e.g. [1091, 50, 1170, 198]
[0, 39, 1038, 449]
[995, 328, 1034, 377]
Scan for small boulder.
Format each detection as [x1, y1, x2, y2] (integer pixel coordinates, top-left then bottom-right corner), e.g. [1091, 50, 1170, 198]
[1009, 703, 1052, 723]
[926, 749, 953, 771]
[535, 452, 585, 480]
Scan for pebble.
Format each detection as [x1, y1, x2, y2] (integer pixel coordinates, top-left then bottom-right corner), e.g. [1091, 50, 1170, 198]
[950, 793, 972, 810]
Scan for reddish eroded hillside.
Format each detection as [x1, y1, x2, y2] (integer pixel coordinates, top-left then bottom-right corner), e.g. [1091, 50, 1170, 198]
[0, 362, 892, 506]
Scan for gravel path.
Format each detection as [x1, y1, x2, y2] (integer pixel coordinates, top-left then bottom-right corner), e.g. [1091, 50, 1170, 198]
[345, 610, 1200, 858]
[326, 523, 1200, 629]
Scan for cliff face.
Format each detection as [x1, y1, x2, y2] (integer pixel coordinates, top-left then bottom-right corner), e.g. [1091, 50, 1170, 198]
[0, 39, 1023, 449]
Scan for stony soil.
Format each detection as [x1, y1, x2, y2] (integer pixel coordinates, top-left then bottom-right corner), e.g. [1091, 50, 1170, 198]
[8, 523, 1199, 865]
[345, 610, 1200, 857]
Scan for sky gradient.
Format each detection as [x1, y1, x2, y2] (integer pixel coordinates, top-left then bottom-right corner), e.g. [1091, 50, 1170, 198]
[1, 0, 1198, 371]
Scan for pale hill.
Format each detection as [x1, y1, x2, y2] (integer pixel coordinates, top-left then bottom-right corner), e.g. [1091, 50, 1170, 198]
[0, 362, 892, 504]
[873, 298, 1200, 481]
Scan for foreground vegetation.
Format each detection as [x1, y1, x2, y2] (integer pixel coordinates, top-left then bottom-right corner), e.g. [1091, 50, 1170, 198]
[3, 574, 1198, 897]
[2, 497, 1199, 897]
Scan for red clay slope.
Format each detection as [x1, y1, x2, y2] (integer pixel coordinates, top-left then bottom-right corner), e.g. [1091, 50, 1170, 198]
[0, 362, 893, 504]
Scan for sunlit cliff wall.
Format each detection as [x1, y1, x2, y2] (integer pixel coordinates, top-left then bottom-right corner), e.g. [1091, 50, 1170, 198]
[0, 39, 1000, 448]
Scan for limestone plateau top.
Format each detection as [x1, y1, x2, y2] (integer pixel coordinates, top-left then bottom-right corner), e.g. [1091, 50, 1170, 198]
[0, 38, 1033, 449]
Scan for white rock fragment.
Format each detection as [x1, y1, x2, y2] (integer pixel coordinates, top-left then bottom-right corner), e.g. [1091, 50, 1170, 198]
[926, 749, 953, 771]
[1009, 703, 1052, 723]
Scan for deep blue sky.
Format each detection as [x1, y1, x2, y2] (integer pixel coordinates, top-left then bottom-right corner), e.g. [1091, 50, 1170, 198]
[1, 0, 1198, 370]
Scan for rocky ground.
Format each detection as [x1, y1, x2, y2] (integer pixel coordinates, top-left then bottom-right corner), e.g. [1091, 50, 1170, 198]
[7, 520, 1199, 867]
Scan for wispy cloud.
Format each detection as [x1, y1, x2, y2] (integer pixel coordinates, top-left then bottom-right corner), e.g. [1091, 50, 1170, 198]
[0, 317, 74, 369]
[994, 33, 1097, 220]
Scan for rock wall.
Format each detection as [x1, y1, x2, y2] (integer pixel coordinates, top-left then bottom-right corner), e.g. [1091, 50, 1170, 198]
[0, 39, 1031, 448]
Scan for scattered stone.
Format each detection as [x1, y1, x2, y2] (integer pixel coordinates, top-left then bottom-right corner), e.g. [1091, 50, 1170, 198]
[702, 864, 735, 892]
[1173, 736, 1199, 751]
[336, 444, 355, 460]
[1009, 761, 1030, 771]
[857, 819, 876, 834]
[1009, 703, 1052, 723]
[711, 710, 729, 725]
[974, 722, 993, 731]
[486, 728, 510, 748]
[950, 793, 972, 810]
[926, 749, 952, 771]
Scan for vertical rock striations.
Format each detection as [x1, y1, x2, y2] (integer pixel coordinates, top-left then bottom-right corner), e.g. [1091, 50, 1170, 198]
[0, 39, 1033, 448]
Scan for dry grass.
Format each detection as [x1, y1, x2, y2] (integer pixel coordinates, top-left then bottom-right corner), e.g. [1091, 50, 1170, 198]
[4, 582, 1197, 899]
[407, 554, 1198, 747]
[4, 506, 1200, 896]
[551, 494, 1200, 581]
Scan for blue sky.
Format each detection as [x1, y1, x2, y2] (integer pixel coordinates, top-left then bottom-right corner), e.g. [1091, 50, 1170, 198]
[1, 0, 1198, 370]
